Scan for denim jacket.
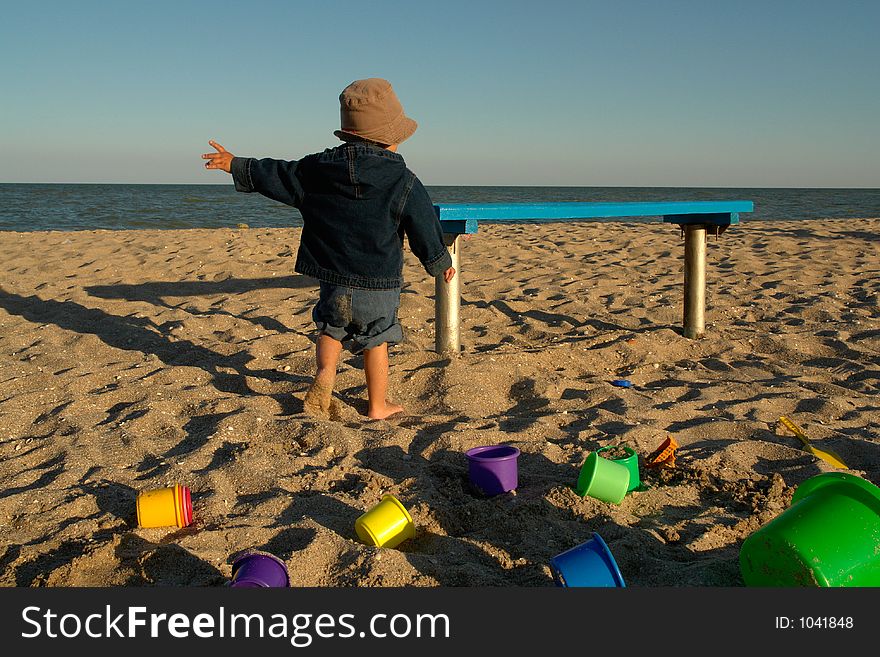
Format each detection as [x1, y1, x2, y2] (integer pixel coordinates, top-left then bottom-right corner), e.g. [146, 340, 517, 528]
[230, 143, 452, 289]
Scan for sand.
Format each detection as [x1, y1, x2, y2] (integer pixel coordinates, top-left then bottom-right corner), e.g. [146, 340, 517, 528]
[0, 217, 878, 587]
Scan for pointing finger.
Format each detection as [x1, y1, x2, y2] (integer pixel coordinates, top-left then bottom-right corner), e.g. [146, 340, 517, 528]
[208, 140, 227, 153]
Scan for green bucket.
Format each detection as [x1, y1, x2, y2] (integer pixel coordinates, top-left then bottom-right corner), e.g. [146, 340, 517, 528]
[576, 452, 630, 504]
[740, 472, 880, 587]
[596, 445, 640, 492]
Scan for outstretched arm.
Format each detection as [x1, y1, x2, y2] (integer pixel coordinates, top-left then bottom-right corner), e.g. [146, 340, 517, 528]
[202, 140, 234, 173]
[201, 140, 304, 207]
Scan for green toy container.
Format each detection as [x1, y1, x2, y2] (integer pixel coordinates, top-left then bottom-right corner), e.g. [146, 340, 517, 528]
[740, 472, 880, 587]
[596, 445, 640, 492]
[576, 452, 630, 504]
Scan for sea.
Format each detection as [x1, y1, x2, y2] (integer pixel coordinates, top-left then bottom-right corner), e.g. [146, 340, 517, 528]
[1, 184, 879, 232]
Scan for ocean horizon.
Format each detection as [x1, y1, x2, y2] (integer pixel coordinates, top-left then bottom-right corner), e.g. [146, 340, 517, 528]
[1, 183, 879, 232]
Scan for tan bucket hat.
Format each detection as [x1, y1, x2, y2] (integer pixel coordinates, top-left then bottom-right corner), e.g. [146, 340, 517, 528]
[334, 78, 418, 146]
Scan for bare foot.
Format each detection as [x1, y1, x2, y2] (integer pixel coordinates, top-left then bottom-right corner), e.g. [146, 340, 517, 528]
[367, 400, 404, 420]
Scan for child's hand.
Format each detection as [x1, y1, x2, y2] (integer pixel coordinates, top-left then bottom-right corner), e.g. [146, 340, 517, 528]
[443, 267, 456, 283]
[202, 140, 234, 173]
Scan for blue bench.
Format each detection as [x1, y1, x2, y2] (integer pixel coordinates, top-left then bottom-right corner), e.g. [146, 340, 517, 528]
[431, 200, 754, 353]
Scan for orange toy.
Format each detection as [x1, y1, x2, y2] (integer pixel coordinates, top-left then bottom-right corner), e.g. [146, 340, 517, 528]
[647, 436, 678, 468]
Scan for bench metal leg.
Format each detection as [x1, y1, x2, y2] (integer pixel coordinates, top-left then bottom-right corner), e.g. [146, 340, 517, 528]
[683, 224, 707, 338]
[435, 233, 461, 355]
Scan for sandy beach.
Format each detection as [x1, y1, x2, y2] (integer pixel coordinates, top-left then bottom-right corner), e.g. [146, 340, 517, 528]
[0, 217, 878, 587]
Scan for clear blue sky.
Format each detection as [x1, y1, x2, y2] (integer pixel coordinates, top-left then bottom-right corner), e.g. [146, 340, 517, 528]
[1, 0, 878, 187]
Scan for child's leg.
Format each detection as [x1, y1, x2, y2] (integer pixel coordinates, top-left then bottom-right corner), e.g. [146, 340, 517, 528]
[304, 333, 343, 416]
[363, 342, 403, 419]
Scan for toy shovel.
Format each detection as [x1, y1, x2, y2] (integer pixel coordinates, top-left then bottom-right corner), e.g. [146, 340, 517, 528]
[778, 416, 848, 469]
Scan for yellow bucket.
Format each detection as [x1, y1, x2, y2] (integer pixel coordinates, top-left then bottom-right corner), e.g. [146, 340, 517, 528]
[136, 483, 193, 528]
[355, 494, 415, 548]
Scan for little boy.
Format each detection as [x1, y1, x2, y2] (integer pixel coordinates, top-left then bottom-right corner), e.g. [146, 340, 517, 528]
[202, 78, 454, 420]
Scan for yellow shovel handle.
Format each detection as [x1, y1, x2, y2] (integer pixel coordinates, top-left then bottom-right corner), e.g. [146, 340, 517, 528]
[778, 416, 809, 445]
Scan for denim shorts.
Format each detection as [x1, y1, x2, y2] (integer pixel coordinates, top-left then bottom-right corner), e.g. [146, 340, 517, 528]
[312, 282, 403, 353]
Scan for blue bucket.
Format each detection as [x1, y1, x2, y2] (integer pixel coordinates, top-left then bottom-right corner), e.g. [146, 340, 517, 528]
[550, 533, 626, 587]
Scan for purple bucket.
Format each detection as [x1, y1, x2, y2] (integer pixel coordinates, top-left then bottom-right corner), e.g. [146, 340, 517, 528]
[466, 445, 521, 496]
[230, 551, 290, 588]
